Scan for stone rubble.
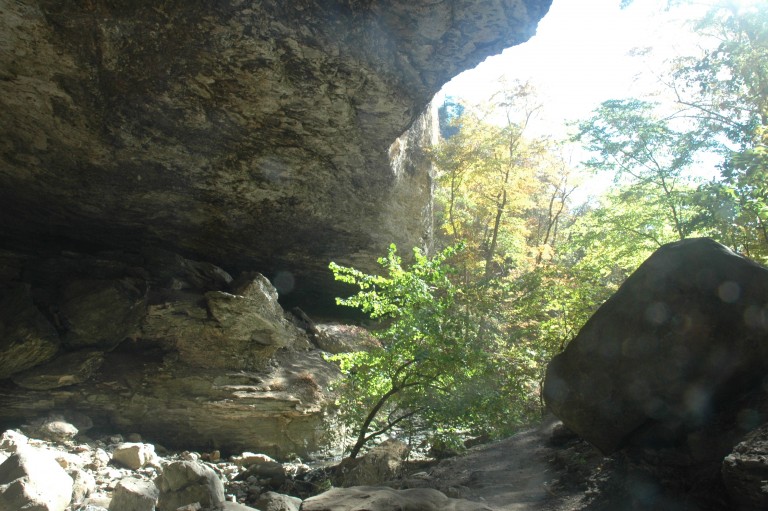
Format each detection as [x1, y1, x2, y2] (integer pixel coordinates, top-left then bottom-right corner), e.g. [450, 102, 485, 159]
[0, 413, 508, 511]
[0, 416, 299, 511]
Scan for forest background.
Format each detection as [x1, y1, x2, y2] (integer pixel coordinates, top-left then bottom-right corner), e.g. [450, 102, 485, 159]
[326, 0, 768, 459]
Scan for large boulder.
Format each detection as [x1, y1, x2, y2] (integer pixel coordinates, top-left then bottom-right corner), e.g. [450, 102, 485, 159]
[142, 271, 309, 370]
[111, 443, 157, 471]
[544, 238, 768, 454]
[0, 0, 552, 308]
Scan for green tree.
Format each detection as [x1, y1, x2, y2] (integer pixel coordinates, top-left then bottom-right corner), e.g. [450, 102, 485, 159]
[671, 1, 768, 259]
[575, 98, 706, 240]
[328, 244, 527, 459]
[431, 82, 562, 279]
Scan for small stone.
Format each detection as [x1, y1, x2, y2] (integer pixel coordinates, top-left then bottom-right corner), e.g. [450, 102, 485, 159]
[112, 442, 156, 470]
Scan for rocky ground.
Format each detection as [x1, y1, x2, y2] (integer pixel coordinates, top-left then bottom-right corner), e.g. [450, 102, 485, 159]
[1, 411, 743, 511]
[0, 413, 617, 511]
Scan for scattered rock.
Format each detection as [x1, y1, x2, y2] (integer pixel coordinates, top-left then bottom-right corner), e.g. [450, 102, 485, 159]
[238, 456, 287, 486]
[221, 502, 261, 511]
[69, 467, 97, 505]
[0, 430, 28, 452]
[22, 415, 79, 443]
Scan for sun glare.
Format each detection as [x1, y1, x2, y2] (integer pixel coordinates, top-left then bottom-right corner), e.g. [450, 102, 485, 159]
[437, 0, 719, 137]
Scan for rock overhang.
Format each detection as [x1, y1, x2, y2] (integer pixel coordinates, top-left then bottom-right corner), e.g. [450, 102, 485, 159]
[0, 0, 553, 309]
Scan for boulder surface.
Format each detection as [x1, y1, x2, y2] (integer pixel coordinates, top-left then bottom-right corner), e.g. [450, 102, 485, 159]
[544, 238, 768, 454]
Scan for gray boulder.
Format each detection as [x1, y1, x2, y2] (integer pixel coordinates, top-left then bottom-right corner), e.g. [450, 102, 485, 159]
[111, 443, 156, 470]
[108, 478, 159, 511]
[221, 503, 260, 511]
[0, 430, 28, 452]
[155, 461, 225, 511]
[142, 272, 308, 370]
[255, 490, 301, 511]
[0, 447, 74, 511]
[544, 238, 768, 454]
[69, 467, 97, 506]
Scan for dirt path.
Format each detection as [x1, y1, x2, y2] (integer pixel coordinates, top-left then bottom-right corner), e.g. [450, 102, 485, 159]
[408, 420, 603, 511]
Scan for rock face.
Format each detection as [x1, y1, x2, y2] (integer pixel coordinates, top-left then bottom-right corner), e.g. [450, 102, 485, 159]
[0, 248, 339, 458]
[0, 0, 552, 307]
[544, 238, 768, 455]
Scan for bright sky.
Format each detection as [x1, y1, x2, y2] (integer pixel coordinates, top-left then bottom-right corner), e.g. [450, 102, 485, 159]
[436, 0, 711, 138]
[435, 0, 724, 201]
